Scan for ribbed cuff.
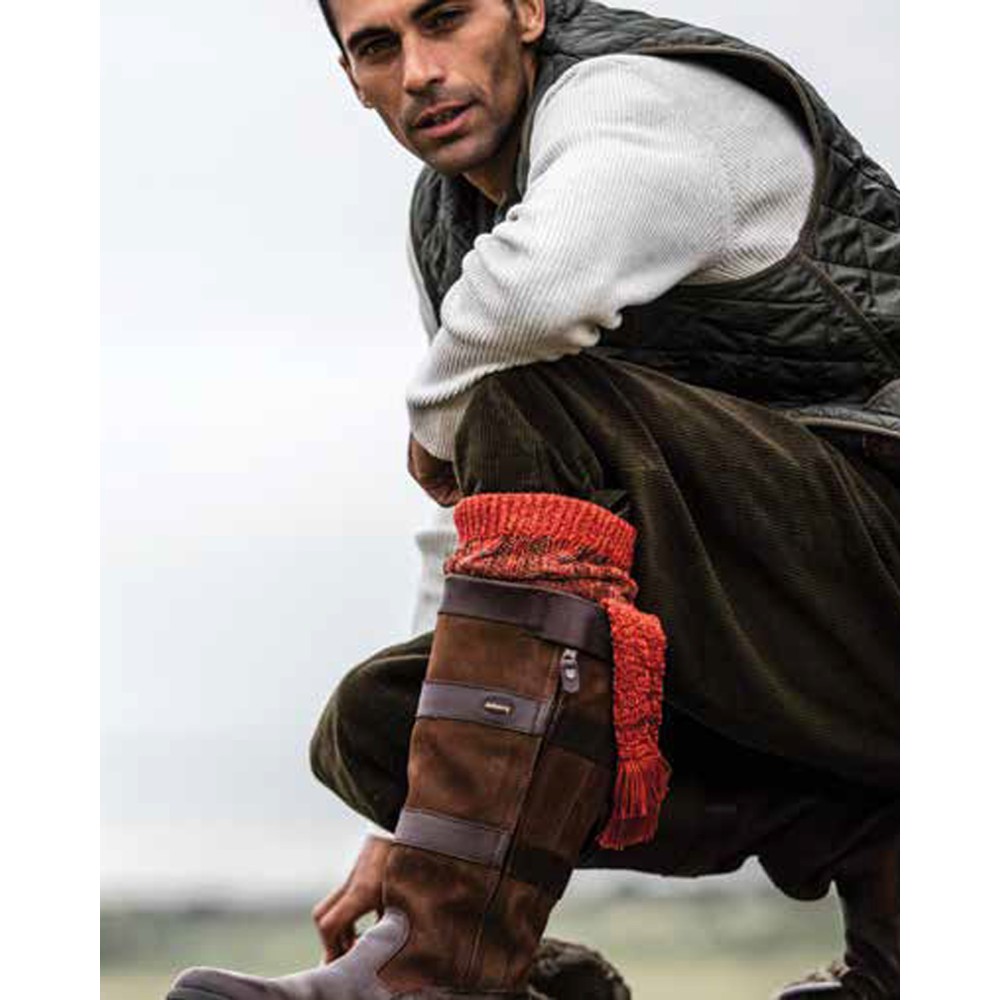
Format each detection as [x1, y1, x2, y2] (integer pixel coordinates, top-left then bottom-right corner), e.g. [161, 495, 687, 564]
[453, 493, 636, 571]
[407, 393, 473, 462]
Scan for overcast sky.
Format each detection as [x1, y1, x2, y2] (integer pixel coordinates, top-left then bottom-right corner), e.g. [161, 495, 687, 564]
[101, 0, 899, 898]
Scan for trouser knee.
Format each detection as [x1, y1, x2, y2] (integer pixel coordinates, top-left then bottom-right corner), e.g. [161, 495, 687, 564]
[454, 364, 607, 501]
[757, 788, 899, 902]
[309, 663, 391, 828]
[454, 366, 632, 522]
[309, 635, 430, 832]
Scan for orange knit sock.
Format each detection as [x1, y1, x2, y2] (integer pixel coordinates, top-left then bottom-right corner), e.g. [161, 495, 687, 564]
[445, 492, 670, 850]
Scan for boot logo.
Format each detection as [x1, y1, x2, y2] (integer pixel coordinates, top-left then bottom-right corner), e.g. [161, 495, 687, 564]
[482, 697, 515, 717]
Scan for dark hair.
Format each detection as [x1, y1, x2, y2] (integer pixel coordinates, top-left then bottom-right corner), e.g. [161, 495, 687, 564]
[318, 0, 528, 59]
[315, 1, 347, 56]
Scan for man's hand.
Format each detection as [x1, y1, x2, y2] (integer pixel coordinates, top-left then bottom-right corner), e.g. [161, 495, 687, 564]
[407, 434, 462, 507]
[311, 834, 392, 963]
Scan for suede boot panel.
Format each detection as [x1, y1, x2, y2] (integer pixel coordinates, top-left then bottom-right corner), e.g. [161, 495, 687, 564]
[380, 847, 500, 994]
[515, 746, 611, 863]
[428, 617, 562, 700]
[475, 879, 555, 988]
[405, 718, 544, 829]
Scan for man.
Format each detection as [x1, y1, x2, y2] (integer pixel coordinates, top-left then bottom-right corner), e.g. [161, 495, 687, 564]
[169, 1, 899, 998]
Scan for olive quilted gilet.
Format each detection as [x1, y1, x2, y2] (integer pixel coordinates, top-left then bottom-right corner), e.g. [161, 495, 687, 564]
[409, 0, 900, 435]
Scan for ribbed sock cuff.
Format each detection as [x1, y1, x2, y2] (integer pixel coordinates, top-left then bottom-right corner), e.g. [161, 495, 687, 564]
[452, 493, 635, 571]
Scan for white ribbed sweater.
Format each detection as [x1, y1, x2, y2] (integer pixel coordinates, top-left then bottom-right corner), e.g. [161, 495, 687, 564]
[405, 53, 814, 463]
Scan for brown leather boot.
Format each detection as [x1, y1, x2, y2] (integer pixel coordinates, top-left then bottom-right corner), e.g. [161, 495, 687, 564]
[168, 575, 618, 1000]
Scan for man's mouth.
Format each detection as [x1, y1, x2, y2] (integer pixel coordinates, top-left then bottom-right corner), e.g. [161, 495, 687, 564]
[413, 102, 473, 137]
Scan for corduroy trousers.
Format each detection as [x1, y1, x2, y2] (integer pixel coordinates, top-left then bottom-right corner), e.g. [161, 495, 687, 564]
[311, 354, 899, 898]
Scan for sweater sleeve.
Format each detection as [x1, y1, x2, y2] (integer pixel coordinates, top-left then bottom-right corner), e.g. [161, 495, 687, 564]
[405, 55, 732, 460]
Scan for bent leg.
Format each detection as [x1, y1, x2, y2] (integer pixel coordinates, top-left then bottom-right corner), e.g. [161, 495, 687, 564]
[454, 354, 899, 790]
[314, 353, 899, 863]
[311, 639, 894, 886]
[299, 354, 898, 997]
[453, 356, 898, 994]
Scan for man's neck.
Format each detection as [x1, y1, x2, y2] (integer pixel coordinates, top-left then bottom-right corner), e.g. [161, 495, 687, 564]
[463, 122, 524, 206]
[462, 52, 539, 206]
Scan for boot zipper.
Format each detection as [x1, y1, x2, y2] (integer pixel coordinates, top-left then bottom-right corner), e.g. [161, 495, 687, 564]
[559, 647, 581, 693]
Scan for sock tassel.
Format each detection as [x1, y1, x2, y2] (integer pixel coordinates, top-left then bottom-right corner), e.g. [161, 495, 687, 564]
[595, 597, 670, 850]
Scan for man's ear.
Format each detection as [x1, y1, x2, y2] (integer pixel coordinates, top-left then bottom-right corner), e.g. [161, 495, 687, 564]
[339, 55, 370, 107]
[513, 0, 546, 45]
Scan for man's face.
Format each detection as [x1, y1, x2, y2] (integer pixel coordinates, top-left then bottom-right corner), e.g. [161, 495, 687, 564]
[331, 0, 545, 177]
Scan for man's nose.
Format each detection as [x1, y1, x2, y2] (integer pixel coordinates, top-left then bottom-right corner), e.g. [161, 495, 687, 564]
[401, 38, 444, 94]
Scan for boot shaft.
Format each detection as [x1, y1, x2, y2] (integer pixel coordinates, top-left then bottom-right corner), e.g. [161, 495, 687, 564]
[380, 581, 616, 994]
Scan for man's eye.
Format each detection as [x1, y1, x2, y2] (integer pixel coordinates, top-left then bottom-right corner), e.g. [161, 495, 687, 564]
[359, 37, 397, 59]
[427, 9, 465, 31]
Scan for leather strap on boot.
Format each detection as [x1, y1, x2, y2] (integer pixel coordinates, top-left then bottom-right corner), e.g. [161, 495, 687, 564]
[440, 575, 613, 661]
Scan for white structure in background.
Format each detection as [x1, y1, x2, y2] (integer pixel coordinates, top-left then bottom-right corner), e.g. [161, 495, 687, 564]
[413, 507, 459, 634]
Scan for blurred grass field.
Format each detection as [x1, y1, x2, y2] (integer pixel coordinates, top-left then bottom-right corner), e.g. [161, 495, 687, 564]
[102, 889, 841, 1000]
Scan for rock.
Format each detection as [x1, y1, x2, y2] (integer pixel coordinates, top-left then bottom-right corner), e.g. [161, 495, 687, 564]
[528, 938, 632, 1000]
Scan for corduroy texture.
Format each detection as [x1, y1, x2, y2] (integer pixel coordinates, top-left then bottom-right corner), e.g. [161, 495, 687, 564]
[445, 492, 670, 849]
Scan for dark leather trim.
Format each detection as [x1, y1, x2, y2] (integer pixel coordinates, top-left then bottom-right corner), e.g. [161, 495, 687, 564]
[417, 681, 553, 736]
[507, 842, 574, 898]
[394, 807, 510, 868]
[441, 576, 612, 662]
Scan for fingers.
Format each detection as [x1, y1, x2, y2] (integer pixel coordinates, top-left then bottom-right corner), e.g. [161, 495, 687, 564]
[313, 837, 393, 963]
[337, 926, 357, 959]
[313, 884, 352, 961]
[422, 467, 461, 507]
[316, 891, 369, 961]
[322, 923, 357, 963]
[407, 434, 462, 506]
[311, 884, 346, 924]
[429, 479, 462, 507]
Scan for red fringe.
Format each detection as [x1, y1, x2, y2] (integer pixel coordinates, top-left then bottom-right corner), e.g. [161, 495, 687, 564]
[596, 755, 671, 850]
[597, 598, 669, 850]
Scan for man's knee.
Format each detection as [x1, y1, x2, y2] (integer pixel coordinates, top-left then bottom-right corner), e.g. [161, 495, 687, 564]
[309, 662, 373, 802]
[309, 634, 431, 829]
[757, 790, 899, 902]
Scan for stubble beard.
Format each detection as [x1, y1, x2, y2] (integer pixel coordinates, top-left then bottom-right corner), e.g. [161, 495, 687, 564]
[421, 74, 529, 180]
[420, 115, 508, 177]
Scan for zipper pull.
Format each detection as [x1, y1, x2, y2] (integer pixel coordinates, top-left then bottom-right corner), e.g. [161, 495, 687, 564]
[559, 648, 580, 693]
